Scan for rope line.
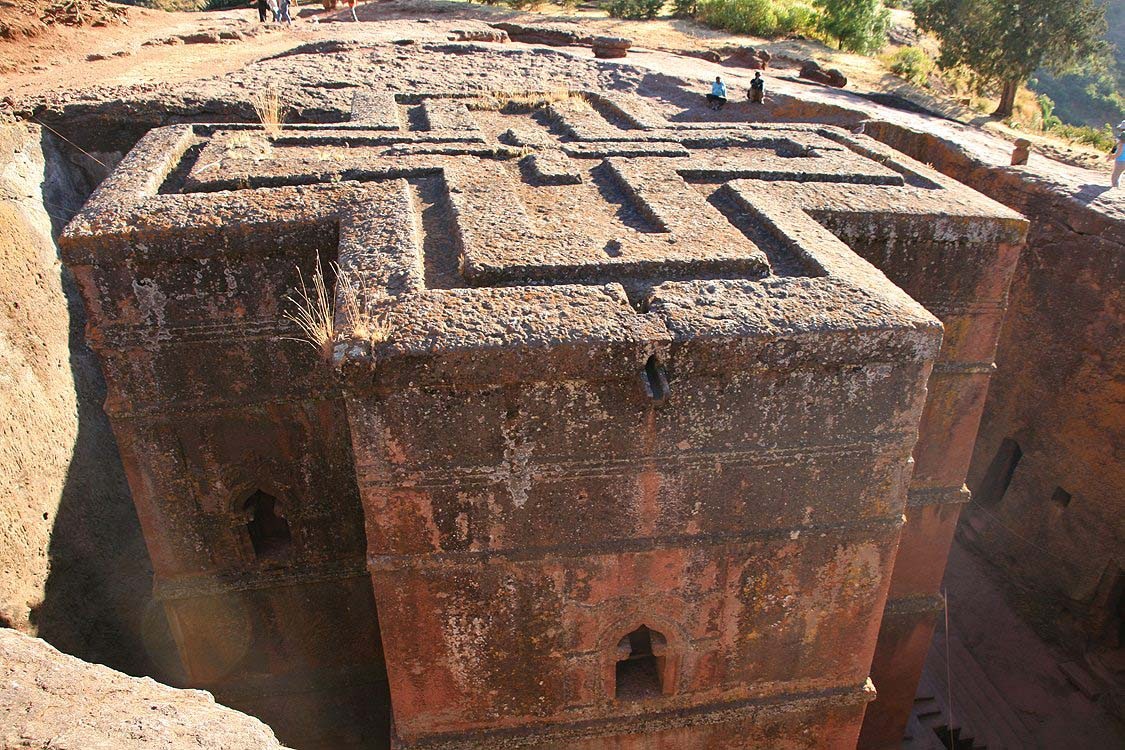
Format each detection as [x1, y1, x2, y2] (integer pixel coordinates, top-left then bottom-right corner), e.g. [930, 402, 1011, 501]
[32, 118, 107, 169]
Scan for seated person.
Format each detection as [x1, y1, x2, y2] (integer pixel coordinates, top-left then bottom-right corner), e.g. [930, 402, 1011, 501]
[706, 76, 728, 110]
[749, 72, 765, 103]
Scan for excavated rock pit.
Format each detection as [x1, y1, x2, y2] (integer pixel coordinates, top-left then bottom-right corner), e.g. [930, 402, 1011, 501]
[1, 26, 1121, 749]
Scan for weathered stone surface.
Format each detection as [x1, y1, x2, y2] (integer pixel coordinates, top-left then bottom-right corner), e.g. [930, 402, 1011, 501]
[59, 89, 1024, 750]
[0, 123, 155, 679]
[859, 122, 1122, 708]
[689, 49, 722, 63]
[177, 31, 222, 45]
[448, 28, 508, 43]
[0, 628, 292, 750]
[490, 21, 589, 47]
[800, 60, 847, 88]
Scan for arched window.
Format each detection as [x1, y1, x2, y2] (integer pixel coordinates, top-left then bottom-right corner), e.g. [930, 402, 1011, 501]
[244, 490, 292, 562]
[615, 625, 666, 700]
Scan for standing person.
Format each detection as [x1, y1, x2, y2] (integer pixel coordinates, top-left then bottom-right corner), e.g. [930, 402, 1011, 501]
[706, 76, 728, 111]
[748, 71, 765, 104]
[256, 0, 269, 22]
[277, 0, 292, 25]
[344, 0, 358, 21]
[1108, 121, 1125, 188]
[266, 0, 279, 21]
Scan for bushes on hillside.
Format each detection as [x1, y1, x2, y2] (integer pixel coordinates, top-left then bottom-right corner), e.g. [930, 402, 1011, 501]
[1036, 94, 1117, 150]
[814, 0, 889, 54]
[695, 0, 818, 38]
[606, 0, 664, 19]
[671, 0, 698, 17]
[887, 46, 933, 85]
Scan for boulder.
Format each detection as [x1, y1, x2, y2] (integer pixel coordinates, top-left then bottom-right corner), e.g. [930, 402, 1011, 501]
[1011, 138, 1031, 166]
[178, 31, 222, 45]
[592, 35, 631, 59]
[725, 46, 770, 69]
[691, 49, 722, 63]
[799, 59, 847, 88]
[0, 629, 293, 750]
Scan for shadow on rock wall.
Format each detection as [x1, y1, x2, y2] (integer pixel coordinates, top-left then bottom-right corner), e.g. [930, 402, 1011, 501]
[28, 128, 182, 683]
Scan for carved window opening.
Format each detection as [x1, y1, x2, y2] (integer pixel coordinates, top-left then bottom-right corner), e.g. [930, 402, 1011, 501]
[1051, 487, 1072, 508]
[244, 490, 292, 562]
[643, 355, 669, 404]
[615, 625, 665, 701]
[977, 438, 1022, 506]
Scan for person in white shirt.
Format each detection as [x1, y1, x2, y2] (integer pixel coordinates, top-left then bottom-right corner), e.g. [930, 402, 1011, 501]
[706, 77, 728, 111]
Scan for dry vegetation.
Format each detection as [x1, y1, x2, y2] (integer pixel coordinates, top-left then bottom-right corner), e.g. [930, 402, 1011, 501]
[249, 86, 284, 137]
[284, 256, 390, 359]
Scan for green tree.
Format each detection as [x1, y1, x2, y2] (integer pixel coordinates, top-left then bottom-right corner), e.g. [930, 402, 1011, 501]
[913, 0, 1109, 118]
[814, 0, 891, 54]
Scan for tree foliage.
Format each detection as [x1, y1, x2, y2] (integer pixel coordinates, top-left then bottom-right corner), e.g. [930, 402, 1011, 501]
[913, 0, 1109, 116]
[814, 0, 891, 54]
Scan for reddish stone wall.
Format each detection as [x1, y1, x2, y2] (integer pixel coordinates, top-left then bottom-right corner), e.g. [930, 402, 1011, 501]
[856, 120, 1124, 742]
[864, 122, 1124, 658]
[59, 128, 388, 749]
[59, 94, 1026, 750]
[818, 201, 1026, 749]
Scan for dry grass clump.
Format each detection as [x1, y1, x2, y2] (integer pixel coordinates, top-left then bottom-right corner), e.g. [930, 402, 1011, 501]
[334, 263, 392, 344]
[250, 86, 285, 137]
[467, 89, 587, 113]
[283, 256, 390, 359]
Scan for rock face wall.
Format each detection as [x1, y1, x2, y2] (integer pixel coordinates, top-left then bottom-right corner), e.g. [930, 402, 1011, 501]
[0, 124, 76, 632]
[59, 90, 1023, 750]
[0, 627, 292, 750]
[0, 123, 159, 678]
[964, 175, 1123, 655]
[864, 122, 1124, 658]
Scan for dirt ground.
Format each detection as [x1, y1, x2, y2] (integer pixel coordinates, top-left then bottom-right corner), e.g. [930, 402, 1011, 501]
[0, 0, 1111, 169]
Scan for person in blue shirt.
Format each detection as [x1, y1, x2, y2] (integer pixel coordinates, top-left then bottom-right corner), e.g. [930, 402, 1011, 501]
[706, 76, 728, 111]
[1108, 121, 1125, 188]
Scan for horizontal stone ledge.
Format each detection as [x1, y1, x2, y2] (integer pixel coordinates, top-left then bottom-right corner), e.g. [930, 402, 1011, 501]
[105, 391, 345, 420]
[394, 679, 876, 750]
[365, 516, 905, 570]
[906, 484, 970, 508]
[154, 558, 367, 601]
[881, 592, 946, 617]
[930, 361, 997, 376]
[355, 437, 914, 487]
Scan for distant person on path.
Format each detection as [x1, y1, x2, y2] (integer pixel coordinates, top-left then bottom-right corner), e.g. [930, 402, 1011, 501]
[266, 0, 279, 21]
[277, 0, 292, 25]
[1108, 121, 1125, 188]
[256, 0, 269, 22]
[707, 76, 728, 111]
[748, 71, 765, 104]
